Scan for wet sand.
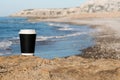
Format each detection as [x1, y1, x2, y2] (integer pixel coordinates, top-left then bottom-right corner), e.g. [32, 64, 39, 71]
[0, 18, 120, 80]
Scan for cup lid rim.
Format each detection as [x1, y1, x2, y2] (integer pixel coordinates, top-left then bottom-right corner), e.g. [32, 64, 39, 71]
[19, 29, 36, 34]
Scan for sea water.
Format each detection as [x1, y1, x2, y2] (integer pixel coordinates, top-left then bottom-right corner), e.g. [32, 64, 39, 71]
[0, 17, 95, 59]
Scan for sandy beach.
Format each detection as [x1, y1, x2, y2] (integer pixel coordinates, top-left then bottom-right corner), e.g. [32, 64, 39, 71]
[0, 17, 120, 80]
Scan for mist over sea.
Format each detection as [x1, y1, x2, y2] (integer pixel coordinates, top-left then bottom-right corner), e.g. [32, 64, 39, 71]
[0, 17, 95, 59]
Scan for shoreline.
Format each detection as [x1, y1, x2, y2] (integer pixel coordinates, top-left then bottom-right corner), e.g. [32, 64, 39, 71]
[29, 17, 120, 59]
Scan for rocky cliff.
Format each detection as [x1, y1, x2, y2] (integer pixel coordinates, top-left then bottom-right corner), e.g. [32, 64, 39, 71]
[80, 0, 120, 13]
[11, 8, 80, 18]
[11, 0, 120, 18]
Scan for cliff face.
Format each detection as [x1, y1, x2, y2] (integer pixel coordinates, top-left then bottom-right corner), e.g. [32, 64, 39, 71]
[11, 0, 120, 18]
[11, 8, 80, 18]
[80, 0, 120, 13]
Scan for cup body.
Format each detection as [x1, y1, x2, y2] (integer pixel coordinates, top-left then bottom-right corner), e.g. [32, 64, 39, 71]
[19, 29, 36, 56]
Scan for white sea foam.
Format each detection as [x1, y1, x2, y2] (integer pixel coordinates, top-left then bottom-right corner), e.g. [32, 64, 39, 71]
[47, 22, 69, 27]
[36, 32, 87, 41]
[58, 27, 73, 31]
[0, 52, 6, 56]
[48, 22, 74, 31]
[12, 37, 19, 40]
[0, 52, 12, 55]
[0, 40, 12, 49]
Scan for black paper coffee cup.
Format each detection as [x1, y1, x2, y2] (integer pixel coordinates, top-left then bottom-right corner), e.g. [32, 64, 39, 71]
[19, 29, 36, 56]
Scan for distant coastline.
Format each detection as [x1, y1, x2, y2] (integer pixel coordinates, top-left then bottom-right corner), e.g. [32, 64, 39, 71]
[11, 0, 120, 19]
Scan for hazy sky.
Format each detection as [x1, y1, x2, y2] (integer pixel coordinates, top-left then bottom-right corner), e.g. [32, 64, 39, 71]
[0, 0, 86, 16]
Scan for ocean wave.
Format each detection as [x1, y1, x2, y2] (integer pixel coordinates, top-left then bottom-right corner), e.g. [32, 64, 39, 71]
[0, 32, 87, 48]
[58, 27, 73, 31]
[47, 22, 69, 27]
[47, 22, 74, 31]
[0, 40, 12, 49]
[37, 32, 87, 41]
[0, 52, 12, 56]
[12, 37, 19, 39]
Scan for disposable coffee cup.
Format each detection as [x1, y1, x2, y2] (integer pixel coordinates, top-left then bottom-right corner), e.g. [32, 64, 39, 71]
[19, 29, 36, 56]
